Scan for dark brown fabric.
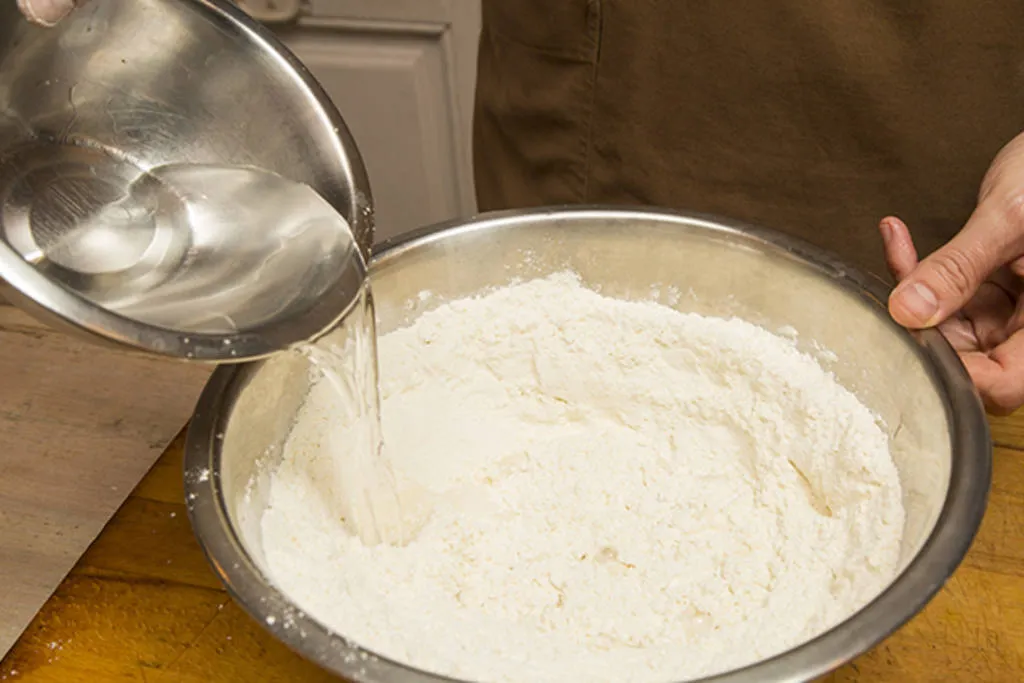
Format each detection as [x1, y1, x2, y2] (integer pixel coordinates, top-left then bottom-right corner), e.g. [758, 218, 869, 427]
[474, 0, 1024, 277]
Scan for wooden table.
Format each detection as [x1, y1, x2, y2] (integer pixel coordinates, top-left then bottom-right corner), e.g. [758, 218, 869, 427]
[2, 416, 1023, 682]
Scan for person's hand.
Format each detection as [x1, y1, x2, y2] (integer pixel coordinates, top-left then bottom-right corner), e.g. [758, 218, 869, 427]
[881, 131, 1024, 415]
[17, 0, 78, 25]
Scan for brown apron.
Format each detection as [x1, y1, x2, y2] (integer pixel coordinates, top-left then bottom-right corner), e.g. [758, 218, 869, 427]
[473, 0, 1024, 278]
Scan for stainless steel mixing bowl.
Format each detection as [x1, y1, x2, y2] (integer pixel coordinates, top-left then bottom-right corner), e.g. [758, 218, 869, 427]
[0, 0, 373, 362]
[185, 207, 991, 682]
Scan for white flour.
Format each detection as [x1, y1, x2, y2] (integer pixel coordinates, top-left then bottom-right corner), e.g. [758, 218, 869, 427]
[261, 272, 905, 683]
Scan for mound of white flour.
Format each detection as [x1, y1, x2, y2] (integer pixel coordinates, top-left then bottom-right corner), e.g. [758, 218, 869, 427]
[261, 272, 905, 683]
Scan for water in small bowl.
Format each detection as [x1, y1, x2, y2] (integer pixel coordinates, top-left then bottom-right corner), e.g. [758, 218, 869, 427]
[0, 143, 359, 336]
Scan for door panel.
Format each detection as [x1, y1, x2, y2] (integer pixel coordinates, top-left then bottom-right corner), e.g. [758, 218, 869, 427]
[246, 0, 481, 244]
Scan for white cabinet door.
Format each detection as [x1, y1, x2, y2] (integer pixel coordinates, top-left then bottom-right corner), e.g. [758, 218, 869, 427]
[239, 0, 481, 245]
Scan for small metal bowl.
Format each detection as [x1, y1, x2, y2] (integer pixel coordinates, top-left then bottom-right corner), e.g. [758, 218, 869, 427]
[0, 0, 373, 362]
[185, 207, 991, 682]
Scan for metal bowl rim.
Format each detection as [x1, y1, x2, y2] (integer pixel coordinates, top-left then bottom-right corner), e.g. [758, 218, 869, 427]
[185, 205, 991, 683]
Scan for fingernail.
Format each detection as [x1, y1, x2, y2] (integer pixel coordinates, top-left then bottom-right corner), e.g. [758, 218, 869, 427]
[878, 219, 893, 244]
[18, 0, 76, 26]
[893, 281, 939, 327]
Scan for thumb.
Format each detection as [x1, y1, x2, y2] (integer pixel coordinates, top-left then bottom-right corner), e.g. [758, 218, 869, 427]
[888, 199, 1022, 328]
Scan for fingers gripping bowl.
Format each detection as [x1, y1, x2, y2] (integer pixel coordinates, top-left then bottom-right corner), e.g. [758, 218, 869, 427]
[185, 208, 990, 682]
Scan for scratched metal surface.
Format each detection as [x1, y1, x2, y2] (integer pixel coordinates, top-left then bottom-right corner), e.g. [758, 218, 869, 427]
[0, 0, 374, 259]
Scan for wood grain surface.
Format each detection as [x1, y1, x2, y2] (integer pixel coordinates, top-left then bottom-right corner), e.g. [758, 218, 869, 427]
[0, 304, 210, 659]
[1, 417, 1022, 682]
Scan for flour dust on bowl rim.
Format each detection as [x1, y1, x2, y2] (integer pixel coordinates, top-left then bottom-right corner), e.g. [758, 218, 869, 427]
[184, 207, 991, 683]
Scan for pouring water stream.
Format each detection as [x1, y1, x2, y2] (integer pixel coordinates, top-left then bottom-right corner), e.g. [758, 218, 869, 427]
[296, 284, 409, 547]
[12, 158, 404, 544]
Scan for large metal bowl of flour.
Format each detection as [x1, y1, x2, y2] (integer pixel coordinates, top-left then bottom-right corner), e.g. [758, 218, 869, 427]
[185, 207, 991, 682]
